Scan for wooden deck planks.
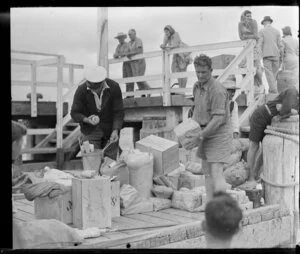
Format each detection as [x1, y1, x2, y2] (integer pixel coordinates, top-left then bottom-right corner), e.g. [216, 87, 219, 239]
[143, 211, 195, 224]
[160, 208, 205, 221]
[125, 213, 179, 226]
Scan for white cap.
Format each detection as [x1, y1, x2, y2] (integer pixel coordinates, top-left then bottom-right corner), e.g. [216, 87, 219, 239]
[84, 66, 107, 83]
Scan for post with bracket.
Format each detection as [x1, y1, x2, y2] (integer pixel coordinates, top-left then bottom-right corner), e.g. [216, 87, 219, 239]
[163, 50, 171, 106]
[30, 62, 37, 117]
[56, 55, 65, 169]
[246, 40, 255, 106]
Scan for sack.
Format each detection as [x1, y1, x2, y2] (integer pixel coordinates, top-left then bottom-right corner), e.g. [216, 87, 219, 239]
[179, 171, 205, 190]
[13, 219, 82, 249]
[185, 161, 203, 175]
[150, 197, 172, 211]
[121, 198, 153, 215]
[224, 151, 242, 169]
[224, 161, 249, 187]
[166, 164, 185, 190]
[151, 185, 174, 199]
[171, 188, 204, 212]
[100, 159, 129, 187]
[120, 184, 142, 209]
[174, 119, 201, 150]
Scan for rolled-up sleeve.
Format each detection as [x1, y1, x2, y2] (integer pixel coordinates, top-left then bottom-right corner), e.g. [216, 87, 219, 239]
[70, 86, 86, 123]
[210, 86, 227, 115]
[112, 84, 125, 130]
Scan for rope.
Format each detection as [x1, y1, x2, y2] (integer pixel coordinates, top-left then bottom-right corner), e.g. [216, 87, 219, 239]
[264, 129, 299, 144]
[266, 125, 299, 135]
[261, 173, 299, 188]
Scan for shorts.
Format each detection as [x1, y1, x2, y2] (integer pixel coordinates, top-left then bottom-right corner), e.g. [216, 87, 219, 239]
[249, 105, 273, 143]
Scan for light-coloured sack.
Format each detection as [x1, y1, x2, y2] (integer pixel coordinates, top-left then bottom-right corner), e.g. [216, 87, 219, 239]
[224, 151, 242, 169]
[120, 184, 142, 209]
[151, 185, 173, 199]
[173, 119, 201, 150]
[171, 188, 203, 212]
[121, 198, 153, 215]
[150, 197, 172, 211]
[224, 161, 249, 187]
[185, 161, 203, 175]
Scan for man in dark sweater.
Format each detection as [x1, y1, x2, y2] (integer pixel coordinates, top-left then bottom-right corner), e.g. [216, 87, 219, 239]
[71, 66, 124, 160]
[246, 86, 299, 187]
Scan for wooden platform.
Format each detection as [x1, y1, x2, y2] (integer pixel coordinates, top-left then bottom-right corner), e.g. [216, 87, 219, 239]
[13, 197, 295, 248]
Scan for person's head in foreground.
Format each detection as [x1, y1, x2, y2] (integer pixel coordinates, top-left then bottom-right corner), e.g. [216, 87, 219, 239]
[12, 121, 27, 162]
[203, 191, 243, 248]
[193, 54, 213, 84]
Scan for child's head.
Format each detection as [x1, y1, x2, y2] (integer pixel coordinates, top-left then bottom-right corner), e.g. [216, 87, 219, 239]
[203, 191, 243, 246]
[12, 121, 27, 161]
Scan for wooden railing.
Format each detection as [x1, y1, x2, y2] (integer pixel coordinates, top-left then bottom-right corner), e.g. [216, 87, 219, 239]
[108, 39, 256, 106]
[11, 50, 84, 150]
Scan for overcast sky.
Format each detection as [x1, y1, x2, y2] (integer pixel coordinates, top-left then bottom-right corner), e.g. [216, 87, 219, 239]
[11, 6, 299, 100]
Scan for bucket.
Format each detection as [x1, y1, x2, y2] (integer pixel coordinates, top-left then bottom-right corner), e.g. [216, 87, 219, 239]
[81, 149, 102, 172]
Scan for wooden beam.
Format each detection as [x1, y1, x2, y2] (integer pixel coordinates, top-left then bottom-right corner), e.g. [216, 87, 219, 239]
[108, 51, 162, 64]
[11, 49, 62, 57]
[62, 126, 81, 148]
[11, 80, 71, 88]
[11, 101, 68, 116]
[56, 56, 64, 148]
[11, 58, 35, 65]
[30, 63, 37, 117]
[163, 51, 171, 106]
[114, 74, 162, 85]
[21, 147, 58, 154]
[35, 57, 58, 66]
[170, 40, 247, 54]
[98, 7, 108, 72]
[26, 128, 55, 135]
[122, 89, 163, 97]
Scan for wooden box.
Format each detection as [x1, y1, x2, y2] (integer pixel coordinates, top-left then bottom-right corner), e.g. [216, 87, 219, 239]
[72, 177, 111, 229]
[136, 135, 179, 176]
[111, 181, 120, 218]
[34, 187, 72, 225]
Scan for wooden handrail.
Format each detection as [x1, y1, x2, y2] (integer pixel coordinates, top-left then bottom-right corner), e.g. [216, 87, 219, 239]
[109, 50, 162, 64]
[11, 49, 63, 57]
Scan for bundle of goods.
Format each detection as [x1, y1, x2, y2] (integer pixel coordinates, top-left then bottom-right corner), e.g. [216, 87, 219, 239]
[173, 118, 202, 150]
[223, 160, 249, 188]
[171, 187, 206, 212]
[149, 197, 172, 212]
[165, 164, 185, 190]
[151, 185, 174, 199]
[185, 161, 203, 175]
[179, 147, 201, 165]
[226, 189, 253, 210]
[178, 171, 205, 190]
[120, 184, 153, 215]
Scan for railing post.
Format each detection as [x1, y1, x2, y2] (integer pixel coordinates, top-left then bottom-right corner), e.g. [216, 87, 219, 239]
[163, 50, 171, 106]
[69, 65, 74, 87]
[56, 55, 65, 150]
[246, 40, 255, 105]
[30, 62, 37, 117]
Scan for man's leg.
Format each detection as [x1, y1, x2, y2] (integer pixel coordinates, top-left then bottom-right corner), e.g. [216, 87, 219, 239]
[272, 58, 280, 92]
[123, 63, 134, 93]
[203, 160, 214, 201]
[263, 57, 278, 94]
[247, 140, 260, 181]
[210, 162, 227, 194]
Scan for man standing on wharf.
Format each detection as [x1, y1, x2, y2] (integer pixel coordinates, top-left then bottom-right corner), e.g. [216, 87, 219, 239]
[71, 66, 124, 160]
[185, 54, 232, 202]
[258, 16, 284, 94]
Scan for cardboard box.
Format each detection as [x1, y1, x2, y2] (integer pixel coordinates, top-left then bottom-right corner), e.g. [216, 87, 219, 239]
[111, 181, 120, 218]
[136, 135, 179, 175]
[34, 187, 72, 225]
[72, 177, 111, 229]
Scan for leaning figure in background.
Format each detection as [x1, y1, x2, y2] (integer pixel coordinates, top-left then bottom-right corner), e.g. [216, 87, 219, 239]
[238, 10, 264, 97]
[222, 80, 240, 139]
[281, 26, 299, 86]
[113, 32, 134, 94]
[71, 66, 124, 160]
[160, 25, 193, 88]
[244, 86, 299, 189]
[125, 29, 150, 94]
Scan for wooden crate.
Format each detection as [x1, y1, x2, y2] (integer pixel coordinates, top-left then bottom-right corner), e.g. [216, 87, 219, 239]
[111, 181, 120, 218]
[72, 177, 111, 229]
[136, 135, 179, 176]
[34, 188, 72, 224]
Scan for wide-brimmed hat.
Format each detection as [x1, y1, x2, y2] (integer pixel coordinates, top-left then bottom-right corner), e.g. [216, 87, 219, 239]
[114, 32, 127, 39]
[84, 66, 107, 83]
[261, 16, 273, 25]
[222, 80, 240, 90]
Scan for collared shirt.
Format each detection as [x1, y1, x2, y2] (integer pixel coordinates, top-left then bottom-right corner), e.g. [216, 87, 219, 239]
[258, 25, 284, 58]
[192, 77, 231, 126]
[282, 35, 299, 61]
[87, 81, 109, 112]
[114, 42, 130, 58]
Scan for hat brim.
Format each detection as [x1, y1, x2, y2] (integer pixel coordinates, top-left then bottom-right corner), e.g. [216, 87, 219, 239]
[261, 18, 273, 25]
[114, 35, 127, 39]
